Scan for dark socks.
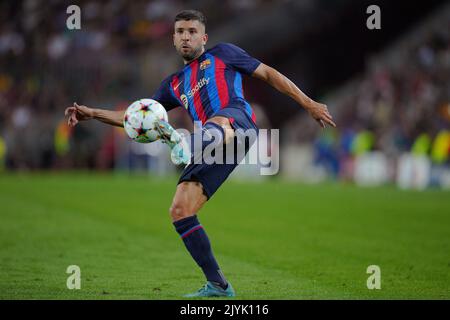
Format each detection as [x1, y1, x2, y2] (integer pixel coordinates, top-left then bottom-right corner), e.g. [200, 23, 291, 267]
[173, 215, 228, 289]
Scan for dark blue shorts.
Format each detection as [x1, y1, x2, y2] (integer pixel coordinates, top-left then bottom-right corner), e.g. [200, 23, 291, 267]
[178, 105, 259, 200]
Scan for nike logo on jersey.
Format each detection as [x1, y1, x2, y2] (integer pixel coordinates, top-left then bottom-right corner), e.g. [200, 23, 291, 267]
[174, 80, 183, 91]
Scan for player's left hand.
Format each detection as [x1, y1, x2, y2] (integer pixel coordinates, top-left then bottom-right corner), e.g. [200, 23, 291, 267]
[307, 102, 336, 128]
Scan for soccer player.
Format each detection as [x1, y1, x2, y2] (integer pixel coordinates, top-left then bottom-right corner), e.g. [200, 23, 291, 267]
[65, 9, 335, 297]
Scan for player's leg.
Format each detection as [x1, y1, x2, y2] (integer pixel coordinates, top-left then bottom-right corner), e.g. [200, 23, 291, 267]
[189, 118, 231, 164]
[155, 116, 233, 165]
[169, 108, 253, 297]
[170, 181, 233, 296]
[205, 116, 235, 144]
[169, 181, 207, 222]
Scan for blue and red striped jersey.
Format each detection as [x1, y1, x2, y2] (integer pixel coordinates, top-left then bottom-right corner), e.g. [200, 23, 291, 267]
[152, 43, 261, 124]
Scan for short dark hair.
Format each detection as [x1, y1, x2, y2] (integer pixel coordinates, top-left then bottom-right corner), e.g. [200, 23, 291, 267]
[174, 10, 207, 30]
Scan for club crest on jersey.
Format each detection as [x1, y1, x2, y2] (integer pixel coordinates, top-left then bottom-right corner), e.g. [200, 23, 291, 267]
[200, 59, 211, 70]
[180, 94, 189, 110]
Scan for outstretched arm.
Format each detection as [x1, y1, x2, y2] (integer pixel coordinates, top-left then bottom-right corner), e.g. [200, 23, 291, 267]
[252, 63, 336, 128]
[65, 102, 125, 128]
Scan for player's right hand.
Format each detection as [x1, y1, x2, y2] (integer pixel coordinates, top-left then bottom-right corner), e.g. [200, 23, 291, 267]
[64, 102, 94, 127]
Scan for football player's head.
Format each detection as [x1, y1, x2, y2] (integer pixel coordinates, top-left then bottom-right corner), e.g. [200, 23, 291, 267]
[173, 10, 208, 63]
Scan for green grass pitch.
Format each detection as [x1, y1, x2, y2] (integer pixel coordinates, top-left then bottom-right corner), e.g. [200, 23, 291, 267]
[0, 172, 449, 299]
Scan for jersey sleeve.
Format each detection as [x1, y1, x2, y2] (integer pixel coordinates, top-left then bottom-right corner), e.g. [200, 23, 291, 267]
[215, 43, 261, 75]
[151, 75, 180, 111]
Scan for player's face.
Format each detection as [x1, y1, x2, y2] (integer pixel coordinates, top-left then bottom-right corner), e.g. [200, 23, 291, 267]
[173, 20, 208, 63]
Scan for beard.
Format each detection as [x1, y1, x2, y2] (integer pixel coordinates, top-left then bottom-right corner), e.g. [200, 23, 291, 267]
[178, 45, 203, 62]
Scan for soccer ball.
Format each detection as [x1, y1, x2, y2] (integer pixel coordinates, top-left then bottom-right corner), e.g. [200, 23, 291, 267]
[123, 99, 168, 143]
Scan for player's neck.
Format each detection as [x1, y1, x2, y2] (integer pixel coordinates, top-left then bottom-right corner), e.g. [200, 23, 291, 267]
[183, 47, 205, 65]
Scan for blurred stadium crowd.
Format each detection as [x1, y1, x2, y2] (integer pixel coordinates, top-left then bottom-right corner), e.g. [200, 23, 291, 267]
[0, 0, 448, 188]
[282, 6, 450, 187]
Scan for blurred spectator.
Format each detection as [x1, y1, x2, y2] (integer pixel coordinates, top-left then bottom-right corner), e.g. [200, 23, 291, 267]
[284, 4, 449, 183]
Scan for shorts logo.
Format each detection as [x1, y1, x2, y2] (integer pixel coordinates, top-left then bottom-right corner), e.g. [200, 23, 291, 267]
[180, 94, 189, 109]
[200, 59, 211, 70]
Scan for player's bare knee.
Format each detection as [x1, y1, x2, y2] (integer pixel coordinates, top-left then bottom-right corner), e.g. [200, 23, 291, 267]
[169, 182, 206, 222]
[207, 117, 234, 144]
[223, 126, 235, 144]
[169, 201, 190, 221]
